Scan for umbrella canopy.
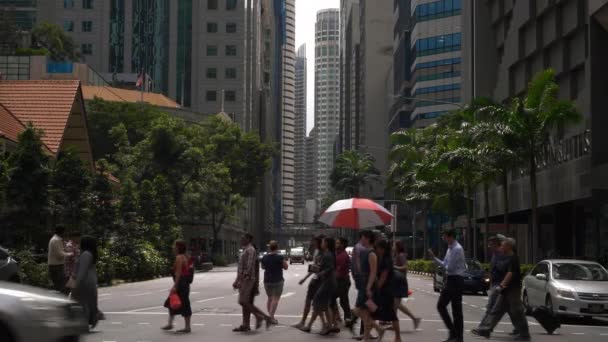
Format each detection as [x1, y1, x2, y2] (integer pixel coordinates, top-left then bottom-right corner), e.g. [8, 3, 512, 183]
[319, 198, 394, 229]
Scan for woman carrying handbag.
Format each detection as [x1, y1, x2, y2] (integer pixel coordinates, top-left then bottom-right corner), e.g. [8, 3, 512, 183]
[162, 240, 192, 333]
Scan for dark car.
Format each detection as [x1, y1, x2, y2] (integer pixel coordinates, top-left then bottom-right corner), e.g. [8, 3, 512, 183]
[0, 247, 20, 283]
[433, 258, 490, 295]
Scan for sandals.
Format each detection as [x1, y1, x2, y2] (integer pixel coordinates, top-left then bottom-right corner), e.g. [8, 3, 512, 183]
[232, 325, 251, 332]
[161, 325, 174, 331]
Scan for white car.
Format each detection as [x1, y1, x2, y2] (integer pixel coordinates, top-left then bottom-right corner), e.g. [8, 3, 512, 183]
[522, 259, 608, 319]
[0, 281, 88, 342]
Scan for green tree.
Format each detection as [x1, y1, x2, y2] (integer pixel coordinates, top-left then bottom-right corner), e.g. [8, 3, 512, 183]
[88, 160, 116, 245]
[6, 125, 50, 245]
[330, 150, 380, 198]
[49, 150, 91, 231]
[31, 22, 80, 61]
[138, 180, 158, 226]
[506, 69, 582, 261]
[0, 155, 7, 210]
[154, 175, 180, 259]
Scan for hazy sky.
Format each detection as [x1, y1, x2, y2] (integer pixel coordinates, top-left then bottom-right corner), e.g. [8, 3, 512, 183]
[295, 0, 339, 135]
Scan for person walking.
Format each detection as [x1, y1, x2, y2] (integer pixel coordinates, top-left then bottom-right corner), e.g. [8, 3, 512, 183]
[393, 240, 421, 330]
[233, 234, 271, 332]
[261, 240, 288, 324]
[331, 237, 352, 325]
[64, 232, 81, 294]
[72, 236, 99, 330]
[162, 240, 192, 333]
[471, 238, 530, 341]
[351, 230, 385, 341]
[428, 229, 466, 342]
[373, 239, 400, 342]
[294, 235, 324, 330]
[48, 225, 72, 293]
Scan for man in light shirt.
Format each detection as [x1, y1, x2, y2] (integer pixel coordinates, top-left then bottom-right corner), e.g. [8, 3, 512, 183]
[47, 225, 72, 292]
[428, 228, 466, 342]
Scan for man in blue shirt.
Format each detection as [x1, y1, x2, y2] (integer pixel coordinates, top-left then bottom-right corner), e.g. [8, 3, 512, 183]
[428, 229, 466, 342]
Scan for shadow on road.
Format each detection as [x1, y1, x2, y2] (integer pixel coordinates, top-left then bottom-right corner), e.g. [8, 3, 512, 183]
[558, 316, 608, 327]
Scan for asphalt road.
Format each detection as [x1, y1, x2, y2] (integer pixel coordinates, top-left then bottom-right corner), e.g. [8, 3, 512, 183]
[83, 263, 608, 342]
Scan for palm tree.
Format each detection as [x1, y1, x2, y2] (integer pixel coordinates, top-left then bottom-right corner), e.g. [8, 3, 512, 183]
[506, 69, 582, 261]
[330, 150, 380, 198]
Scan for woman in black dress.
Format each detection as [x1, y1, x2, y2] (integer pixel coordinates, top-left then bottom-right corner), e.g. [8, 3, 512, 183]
[308, 237, 338, 335]
[373, 239, 400, 342]
[393, 240, 421, 330]
[162, 240, 192, 333]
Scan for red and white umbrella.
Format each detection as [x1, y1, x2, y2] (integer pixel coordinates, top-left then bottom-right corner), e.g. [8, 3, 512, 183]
[319, 198, 394, 229]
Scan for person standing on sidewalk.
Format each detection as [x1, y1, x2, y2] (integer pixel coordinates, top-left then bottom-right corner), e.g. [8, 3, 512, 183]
[233, 234, 271, 332]
[428, 229, 466, 342]
[471, 238, 530, 341]
[48, 225, 72, 293]
[331, 237, 352, 325]
[261, 240, 288, 324]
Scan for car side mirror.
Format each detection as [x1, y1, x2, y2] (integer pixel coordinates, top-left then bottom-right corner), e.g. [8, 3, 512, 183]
[535, 273, 547, 281]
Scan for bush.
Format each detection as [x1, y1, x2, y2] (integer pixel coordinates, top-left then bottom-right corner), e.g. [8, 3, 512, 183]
[213, 255, 228, 267]
[113, 240, 169, 281]
[521, 264, 534, 276]
[15, 47, 48, 56]
[96, 245, 116, 285]
[15, 249, 49, 288]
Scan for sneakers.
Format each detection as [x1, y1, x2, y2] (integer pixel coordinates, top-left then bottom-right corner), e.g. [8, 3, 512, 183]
[413, 317, 421, 330]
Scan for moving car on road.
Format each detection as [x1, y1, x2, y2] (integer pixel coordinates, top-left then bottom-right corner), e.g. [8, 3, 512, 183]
[433, 258, 490, 295]
[0, 247, 19, 283]
[522, 259, 608, 319]
[0, 281, 89, 342]
[289, 250, 305, 264]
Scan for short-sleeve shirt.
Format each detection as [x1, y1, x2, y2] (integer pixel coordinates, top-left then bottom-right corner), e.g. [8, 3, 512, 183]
[490, 252, 508, 286]
[503, 254, 522, 292]
[395, 252, 407, 275]
[262, 253, 284, 284]
[335, 249, 350, 279]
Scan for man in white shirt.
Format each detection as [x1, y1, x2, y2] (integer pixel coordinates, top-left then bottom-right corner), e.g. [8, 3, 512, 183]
[47, 225, 72, 292]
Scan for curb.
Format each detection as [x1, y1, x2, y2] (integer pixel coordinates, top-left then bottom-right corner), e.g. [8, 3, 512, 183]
[410, 271, 433, 277]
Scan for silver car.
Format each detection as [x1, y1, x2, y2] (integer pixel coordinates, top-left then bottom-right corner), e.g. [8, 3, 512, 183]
[0, 247, 20, 282]
[0, 281, 89, 342]
[522, 259, 608, 319]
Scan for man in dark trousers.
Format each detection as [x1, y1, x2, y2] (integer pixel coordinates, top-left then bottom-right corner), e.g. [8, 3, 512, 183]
[472, 238, 530, 341]
[428, 229, 466, 342]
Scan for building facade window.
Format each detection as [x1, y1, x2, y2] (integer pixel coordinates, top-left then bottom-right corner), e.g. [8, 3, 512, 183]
[64, 21, 74, 32]
[207, 0, 218, 10]
[225, 67, 237, 79]
[206, 90, 217, 102]
[206, 67, 217, 79]
[414, 0, 461, 22]
[64, 0, 75, 9]
[225, 90, 236, 102]
[81, 43, 93, 55]
[226, 0, 237, 10]
[226, 22, 237, 33]
[207, 22, 218, 33]
[225, 45, 237, 56]
[82, 0, 93, 9]
[414, 33, 461, 57]
[206, 45, 218, 56]
[82, 21, 93, 32]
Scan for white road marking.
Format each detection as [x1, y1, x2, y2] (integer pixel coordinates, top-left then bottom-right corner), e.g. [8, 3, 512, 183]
[127, 292, 154, 297]
[495, 330, 504, 333]
[470, 305, 478, 308]
[138, 322, 150, 325]
[111, 322, 122, 325]
[220, 323, 233, 327]
[281, 292, 296, 298]
[572, 333, 585, 335]
[127, 305, 164, 312]
[190, 292, 200, 295]
[194, 323, 205, 326]
[102, 340, 117, 342]
[99, 293, 112, 297]
[196, 296, 225, 303]
[600, 333, 608, 336]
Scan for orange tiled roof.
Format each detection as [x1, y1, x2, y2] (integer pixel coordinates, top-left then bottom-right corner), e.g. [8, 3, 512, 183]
[82, 86, 180, 108]
[0, 103, 25, 143]
[0, 80, 80, 154]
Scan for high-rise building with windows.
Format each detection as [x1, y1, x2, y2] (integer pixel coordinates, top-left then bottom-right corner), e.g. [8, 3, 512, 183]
[294, 44, 307, 220]
[0, 0, 37, 32]
[339, 0, 360, 152]
[314, 9, 340, 201]
[37, 0, 262, 129]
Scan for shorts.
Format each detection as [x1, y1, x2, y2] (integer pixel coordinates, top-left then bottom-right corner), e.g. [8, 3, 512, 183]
[264, 281, 284, 297]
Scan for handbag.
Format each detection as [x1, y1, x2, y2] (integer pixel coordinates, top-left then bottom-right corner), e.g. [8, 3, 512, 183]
[169, 291, 182, 311]
[65, 276, 76, 289]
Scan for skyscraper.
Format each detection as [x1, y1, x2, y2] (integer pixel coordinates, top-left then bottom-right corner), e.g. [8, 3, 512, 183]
[314, 9, 340, 201]
[339, 0, 360, 152]
[294, 44, 307, 220]
[281, 0, 296, 224]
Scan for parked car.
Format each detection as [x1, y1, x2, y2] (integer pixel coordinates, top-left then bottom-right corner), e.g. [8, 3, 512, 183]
[0, 281, 89, 342]
[433, 258, 490, 295]
[522, 259, 608, 319]
[0, 247, 20, 283]
[290, 251, 305, 264]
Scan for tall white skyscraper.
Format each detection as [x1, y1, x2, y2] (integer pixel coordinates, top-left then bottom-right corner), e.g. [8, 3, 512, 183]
[314, 9, 340, 201]
[281, 0, 296, 223]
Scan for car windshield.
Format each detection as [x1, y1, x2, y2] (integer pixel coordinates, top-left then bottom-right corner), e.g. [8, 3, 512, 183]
[552, 263, 608, 281]
[466, 260, 483, 271]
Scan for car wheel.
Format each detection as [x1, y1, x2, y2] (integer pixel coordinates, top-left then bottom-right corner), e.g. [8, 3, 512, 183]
[523, 291, 532, 315]
[546, 295, 554, 315]
[0, 322, 15, 342]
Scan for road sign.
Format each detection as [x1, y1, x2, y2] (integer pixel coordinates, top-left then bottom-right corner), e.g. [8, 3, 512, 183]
[390, 204, 398, 233]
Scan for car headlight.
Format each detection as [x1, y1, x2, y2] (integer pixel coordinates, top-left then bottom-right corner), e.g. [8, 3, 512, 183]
[484, 278, 490, 283]
[556, 289, 576, 299]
